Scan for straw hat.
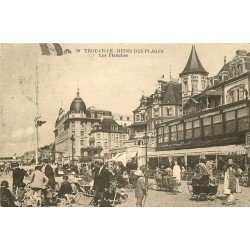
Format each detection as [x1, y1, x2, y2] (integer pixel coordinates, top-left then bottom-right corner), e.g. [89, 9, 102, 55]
[58, 170, 64, 175]
[134, 169, 144, 177]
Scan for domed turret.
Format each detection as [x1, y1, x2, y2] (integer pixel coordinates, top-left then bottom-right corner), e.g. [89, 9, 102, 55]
[70, 88, 86, 113]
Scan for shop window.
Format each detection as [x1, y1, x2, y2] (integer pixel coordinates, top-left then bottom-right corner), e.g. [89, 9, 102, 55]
[203, 116, 212, 137]
[225, 110, 236, 133]
[170, 125, 177, 141]
[193, 119, 201, 138]
[213, 114, 223, 135]
[177, 124, 184, 140]
[185, 121, 193, 139]
[237, 107, 249, 131]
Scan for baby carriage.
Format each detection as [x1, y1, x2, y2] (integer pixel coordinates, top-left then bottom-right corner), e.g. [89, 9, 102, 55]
[165, 176, 179, 194]
[155, 174, 179, 194]
[155, 173, 166, 191]
[187, 173, 219, 201]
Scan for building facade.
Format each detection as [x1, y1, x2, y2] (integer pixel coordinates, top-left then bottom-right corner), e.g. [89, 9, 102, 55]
[89, 118, 129, 157]
[129, 76, 182, 147]
[54, 89, 113, 163]
[108, 75, 183, 168]
[155, 48, 250, 170]
[112, 113, 133, 127]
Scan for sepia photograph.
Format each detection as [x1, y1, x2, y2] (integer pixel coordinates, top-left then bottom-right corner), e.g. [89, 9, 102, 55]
[0, 43, 250, 207]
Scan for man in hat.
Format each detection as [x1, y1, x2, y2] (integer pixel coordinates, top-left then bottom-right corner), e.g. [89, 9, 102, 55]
[195, 157, 209, 175]
[30, 165, 49, 206]
[12, 165, 27, 195]
[92, 162, 110, 206]
[134, 169, 147, 207]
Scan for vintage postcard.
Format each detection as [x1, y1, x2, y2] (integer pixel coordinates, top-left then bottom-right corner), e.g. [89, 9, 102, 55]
[0, 43, 250, 207]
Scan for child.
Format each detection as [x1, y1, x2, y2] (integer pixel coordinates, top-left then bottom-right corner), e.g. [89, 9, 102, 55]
[69, 171, 78, 194]
[59, 175, 73, 205]
[0, 180, 16, 207]
[16, 183, 27, 207]
[134, 169, 147, 207]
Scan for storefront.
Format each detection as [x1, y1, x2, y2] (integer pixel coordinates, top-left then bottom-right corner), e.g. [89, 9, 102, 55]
[149, 144, 247, 170]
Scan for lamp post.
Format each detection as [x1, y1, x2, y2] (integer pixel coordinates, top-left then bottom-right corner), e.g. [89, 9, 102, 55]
[144, 131, 149, 169]
[70, 133, 75, 169]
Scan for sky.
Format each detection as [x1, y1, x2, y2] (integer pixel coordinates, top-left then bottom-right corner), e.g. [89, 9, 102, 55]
[0, 43, 250, 156]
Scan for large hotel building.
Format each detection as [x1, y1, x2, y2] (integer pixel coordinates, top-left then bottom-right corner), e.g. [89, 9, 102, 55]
[54, 89, 128, 163]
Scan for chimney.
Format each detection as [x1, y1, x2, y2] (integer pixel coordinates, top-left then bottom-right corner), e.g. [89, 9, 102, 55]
[224, 56, 227, 65]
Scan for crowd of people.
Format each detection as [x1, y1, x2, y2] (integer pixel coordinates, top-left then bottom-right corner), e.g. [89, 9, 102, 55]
[0, 156, 249, 207]
[0, 160, 148, 207]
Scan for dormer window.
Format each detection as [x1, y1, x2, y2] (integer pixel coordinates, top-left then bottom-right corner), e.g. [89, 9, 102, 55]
[135, 114, 140, 122]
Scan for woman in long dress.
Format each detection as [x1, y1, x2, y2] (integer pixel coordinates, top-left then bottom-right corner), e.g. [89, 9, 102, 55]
[173, 161, 182, 193]
[223, 160, 242, 205]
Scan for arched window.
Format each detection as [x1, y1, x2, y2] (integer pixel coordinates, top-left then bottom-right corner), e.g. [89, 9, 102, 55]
[226, 85, 246, 103]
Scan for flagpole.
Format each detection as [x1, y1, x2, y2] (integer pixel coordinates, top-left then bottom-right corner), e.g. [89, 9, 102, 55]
[35, 44, 39, 165]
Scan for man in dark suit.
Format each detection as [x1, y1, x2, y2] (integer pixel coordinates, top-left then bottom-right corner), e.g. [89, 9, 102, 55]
[93, 161, 110, 206]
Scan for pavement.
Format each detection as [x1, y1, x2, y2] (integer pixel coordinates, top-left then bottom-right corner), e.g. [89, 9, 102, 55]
[118, 181, 250, 207]
[1, 173, 249, 207]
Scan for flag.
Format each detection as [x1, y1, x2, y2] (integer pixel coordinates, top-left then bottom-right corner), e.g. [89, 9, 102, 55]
[64, 49, 72, 54]
[40, 43, 63, 56]
[36, 120, 46, 127]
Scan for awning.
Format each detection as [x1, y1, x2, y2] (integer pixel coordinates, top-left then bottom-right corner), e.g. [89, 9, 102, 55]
[108, 153, 123, 161]
[150, 145, 246, 157]
[113, 152, 127, 165]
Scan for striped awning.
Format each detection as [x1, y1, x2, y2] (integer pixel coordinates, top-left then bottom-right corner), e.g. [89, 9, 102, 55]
[149, 145, 246, 157]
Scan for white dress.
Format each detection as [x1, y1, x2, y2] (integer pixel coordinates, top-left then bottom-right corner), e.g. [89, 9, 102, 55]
[173, 164, 182, 192]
